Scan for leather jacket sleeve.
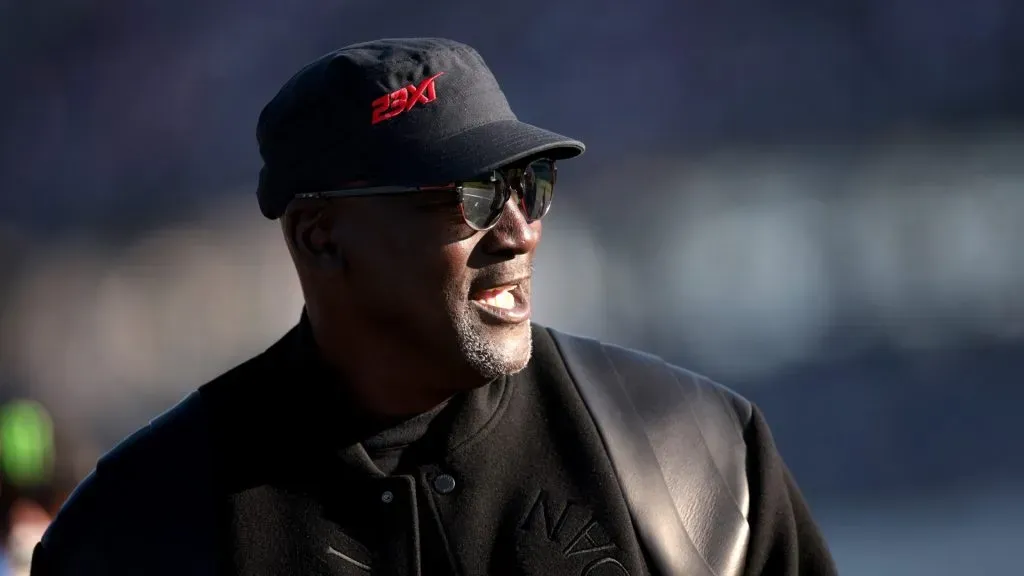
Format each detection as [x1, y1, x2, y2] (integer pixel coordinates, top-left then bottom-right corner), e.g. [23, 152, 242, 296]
[742, 405, 838, 576]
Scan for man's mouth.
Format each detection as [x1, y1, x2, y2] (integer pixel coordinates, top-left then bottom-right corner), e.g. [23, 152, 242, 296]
[473, 285, 518, 310]
[469, 279, 530, 324]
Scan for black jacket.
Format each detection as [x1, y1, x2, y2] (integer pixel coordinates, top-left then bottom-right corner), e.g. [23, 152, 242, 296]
[31, 323, 836, 576]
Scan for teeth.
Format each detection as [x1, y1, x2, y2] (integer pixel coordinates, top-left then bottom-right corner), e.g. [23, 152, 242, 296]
[479, 288, 516, 310]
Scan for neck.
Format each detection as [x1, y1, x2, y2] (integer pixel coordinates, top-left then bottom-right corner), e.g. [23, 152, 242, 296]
[307, 312, 483, 419]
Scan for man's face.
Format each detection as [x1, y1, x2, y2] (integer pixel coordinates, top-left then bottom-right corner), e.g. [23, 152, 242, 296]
[326, 179, 542, 382]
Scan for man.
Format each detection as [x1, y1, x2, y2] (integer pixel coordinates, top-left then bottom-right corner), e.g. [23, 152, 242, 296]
[31, 38, 836, 575]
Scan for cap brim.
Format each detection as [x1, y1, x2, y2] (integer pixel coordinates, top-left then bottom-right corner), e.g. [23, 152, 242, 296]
[258, 120, 585, 219]
[389, 119, 585, 184]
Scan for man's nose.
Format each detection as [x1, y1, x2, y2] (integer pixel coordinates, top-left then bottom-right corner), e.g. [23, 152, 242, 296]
[480, 196, 541, 256]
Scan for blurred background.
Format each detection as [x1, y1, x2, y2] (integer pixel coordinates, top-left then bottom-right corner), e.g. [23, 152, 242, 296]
[2, 1, 1024, 574]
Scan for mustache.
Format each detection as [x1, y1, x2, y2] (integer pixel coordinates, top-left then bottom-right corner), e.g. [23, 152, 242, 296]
[469, 262, 534, 292]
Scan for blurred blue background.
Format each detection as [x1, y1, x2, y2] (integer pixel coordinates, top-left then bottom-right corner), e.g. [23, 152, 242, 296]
[2, 1, 1024, 574]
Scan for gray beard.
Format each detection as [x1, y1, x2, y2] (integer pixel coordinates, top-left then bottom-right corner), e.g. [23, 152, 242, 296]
[449, 302, 533, 380]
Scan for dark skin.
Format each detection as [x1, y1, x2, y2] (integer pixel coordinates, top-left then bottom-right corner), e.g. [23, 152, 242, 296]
[282, 161, 543, 419]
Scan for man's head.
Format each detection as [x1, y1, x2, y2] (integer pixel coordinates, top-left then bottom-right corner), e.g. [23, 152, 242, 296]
[256, 38, 584, 393]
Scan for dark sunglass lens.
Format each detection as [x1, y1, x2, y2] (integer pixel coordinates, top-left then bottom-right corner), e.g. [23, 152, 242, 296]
[460, 177, 505, 229]
[522, 160, 556, 221]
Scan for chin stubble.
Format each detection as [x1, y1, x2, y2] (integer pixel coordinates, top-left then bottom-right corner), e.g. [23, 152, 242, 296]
[449, 300, 532, 381]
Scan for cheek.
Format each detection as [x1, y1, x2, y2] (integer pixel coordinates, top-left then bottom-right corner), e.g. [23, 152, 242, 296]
[437, 240, 475, 297]
[339, 227, 412, 300]
[349, 231, 472, 308]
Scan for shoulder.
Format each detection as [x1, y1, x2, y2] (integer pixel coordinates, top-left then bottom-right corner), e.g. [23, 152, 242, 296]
[32, 390, 207, 573]
[60, 345, 272, 499]
[609, 339, 754, 431]
[35, 338, 285, 572]
[538, 325, 753, 428]
[34, 390, 210, 569]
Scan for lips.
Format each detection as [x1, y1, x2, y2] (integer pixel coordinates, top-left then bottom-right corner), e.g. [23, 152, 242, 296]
[470, 277, 531, 324]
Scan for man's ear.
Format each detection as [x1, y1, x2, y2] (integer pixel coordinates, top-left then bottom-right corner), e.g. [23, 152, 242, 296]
[286, 206, 347, 270]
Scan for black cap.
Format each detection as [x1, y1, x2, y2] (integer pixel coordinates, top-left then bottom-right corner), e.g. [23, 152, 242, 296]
[256, 38, 585, 219]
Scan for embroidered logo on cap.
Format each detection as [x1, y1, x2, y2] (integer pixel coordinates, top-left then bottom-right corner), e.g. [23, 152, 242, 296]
[371, 72, 445, 125]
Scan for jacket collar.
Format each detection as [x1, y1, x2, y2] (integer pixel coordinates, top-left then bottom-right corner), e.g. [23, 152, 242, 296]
[261, 311, 512, 475]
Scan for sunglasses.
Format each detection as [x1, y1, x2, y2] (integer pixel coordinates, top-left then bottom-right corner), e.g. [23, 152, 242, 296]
[292, 158, 557, 231]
